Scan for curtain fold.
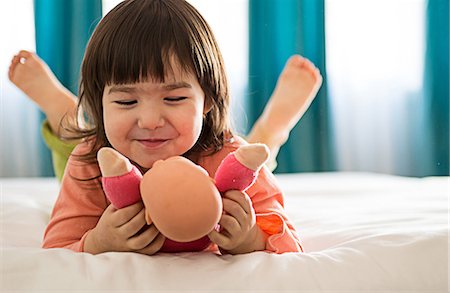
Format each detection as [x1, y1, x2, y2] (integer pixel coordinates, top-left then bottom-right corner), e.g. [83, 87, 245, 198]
[248, 0, 335, 173]
[34, 0, 102, 176]
[423, 0, 449, 175]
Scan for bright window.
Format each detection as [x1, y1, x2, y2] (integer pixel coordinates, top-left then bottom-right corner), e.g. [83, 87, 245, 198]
[1, 0, 42, 177]
[326, 0, 426, 175]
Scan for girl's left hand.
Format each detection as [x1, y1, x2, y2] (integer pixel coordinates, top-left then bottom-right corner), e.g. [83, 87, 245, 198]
[208, 190, 261, 254]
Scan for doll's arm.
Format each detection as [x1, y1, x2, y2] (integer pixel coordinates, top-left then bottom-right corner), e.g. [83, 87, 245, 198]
[97, 147, 142, 209]
[214, 143, 269, 192]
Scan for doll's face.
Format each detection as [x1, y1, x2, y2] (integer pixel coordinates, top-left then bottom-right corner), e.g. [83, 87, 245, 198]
[140, 156, 222, 242]
[102, 64, 207, 170]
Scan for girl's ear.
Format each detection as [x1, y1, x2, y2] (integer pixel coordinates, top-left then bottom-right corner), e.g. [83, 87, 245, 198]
[203, 98, 213, 114]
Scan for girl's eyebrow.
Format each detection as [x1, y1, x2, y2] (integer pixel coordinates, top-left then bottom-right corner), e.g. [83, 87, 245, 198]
[108, 82, 192, 94]
[162, 81, 192, 91]
[108, 85, 137, 94]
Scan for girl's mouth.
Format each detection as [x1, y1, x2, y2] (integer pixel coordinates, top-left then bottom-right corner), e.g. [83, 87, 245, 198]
[137, 139, 169, 149]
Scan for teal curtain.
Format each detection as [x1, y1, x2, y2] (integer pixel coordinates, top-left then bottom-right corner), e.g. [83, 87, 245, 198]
[248, 0, 334, 173]
[423, 0, 449, 176]
[34, 0, 102, 176]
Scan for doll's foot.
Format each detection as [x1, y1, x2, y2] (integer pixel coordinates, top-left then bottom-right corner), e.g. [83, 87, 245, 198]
[97, 147, 134, 177]
[247, 55, 322, 149]
[234, 144, 270, 171]
[8, 50, 78, 136]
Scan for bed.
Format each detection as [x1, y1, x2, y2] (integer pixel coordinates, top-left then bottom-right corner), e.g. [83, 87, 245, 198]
[1, 172, 448, 292]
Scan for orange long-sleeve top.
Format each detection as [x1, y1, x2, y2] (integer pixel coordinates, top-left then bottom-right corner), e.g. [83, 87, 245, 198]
[42, 136, 302, 254]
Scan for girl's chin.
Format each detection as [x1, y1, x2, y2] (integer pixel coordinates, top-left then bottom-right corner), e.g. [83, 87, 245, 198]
[128, 158, 155, 172]
[133, 156, 173, 171]
[137, 162, 155, 172]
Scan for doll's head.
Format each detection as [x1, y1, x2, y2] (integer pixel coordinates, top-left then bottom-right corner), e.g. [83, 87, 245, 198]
[140, 156, 222, 242]
[74, 0, 232, 165]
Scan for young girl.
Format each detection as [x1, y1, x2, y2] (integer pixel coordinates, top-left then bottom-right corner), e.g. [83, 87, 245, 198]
[9, 51, 321, 180]
[9, 0, 322, 255]
[9, 53, 321, 180]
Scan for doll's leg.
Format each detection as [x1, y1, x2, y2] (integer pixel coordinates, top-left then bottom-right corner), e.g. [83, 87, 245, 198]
[246, 55, 322, 169]
[8, 50, 79, 138]
[97, 148, 143, 209]
[215, 144, 270, 193]
[234, 144, 270, 172]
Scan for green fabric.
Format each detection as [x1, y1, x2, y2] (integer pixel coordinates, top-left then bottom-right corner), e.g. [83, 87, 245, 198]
[248, 0, 335, 173]
[41, 121, 76, 182]
[422, 0, 449, 175]
[34, 0, 102, 176]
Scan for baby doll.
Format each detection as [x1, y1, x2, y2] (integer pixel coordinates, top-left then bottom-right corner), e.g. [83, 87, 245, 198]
[98, 143, 269, 253]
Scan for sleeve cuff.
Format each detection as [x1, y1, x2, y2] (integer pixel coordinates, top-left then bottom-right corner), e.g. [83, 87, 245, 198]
[256, 212, 303, 253]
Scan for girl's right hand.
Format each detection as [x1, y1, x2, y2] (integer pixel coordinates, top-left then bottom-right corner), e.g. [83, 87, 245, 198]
[84, 202, 166, 255]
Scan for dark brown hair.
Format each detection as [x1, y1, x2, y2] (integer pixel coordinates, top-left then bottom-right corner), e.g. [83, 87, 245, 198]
[72, 0, 232, 165]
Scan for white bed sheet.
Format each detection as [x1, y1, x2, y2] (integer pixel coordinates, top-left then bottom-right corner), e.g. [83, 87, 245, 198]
[1, 172, 448, 292]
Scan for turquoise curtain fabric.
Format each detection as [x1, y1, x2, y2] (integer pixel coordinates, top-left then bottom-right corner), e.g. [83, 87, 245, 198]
[423, 0, 449, 176]
[248, 0, 335, 173]
[34, 0, 102, 176]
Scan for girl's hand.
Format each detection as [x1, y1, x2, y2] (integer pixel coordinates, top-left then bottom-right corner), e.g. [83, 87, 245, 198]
[208, 190, 266, 254]
[84, 201, 165, 255]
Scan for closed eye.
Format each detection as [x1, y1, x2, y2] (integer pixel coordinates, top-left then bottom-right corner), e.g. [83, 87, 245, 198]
[164, 97, 187, 102]
[115, 100, 137, 106]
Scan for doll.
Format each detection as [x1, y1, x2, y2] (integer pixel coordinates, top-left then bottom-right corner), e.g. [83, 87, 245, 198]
[98, 143, 269, 253]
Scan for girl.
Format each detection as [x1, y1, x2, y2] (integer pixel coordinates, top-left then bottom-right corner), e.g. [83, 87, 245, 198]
[9, 54, 321, 180]
[8, 50, 322, 181]
[11, 0, 321, 255]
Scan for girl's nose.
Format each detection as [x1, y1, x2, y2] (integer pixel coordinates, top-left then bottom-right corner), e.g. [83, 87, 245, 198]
[137, 108, 165, 130]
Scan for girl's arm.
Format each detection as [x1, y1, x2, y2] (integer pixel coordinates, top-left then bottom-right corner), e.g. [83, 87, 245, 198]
[247, 167, 303, 253]
[42, 144, 107, 251]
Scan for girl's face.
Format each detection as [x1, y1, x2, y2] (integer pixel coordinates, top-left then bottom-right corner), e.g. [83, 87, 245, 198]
[102, 66, 207, 170]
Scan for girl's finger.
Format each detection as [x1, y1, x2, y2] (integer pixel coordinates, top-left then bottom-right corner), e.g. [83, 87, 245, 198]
[222, 197, 247, 225]
[218, 214, 240, 237]
[112, 201, 144, 226]
[119, 208, 147, 237]
[127, 224, 160, 250]
[223, 190, 253, 215]
[137, 232, 166, 255]
[208, 229, 231, 249]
